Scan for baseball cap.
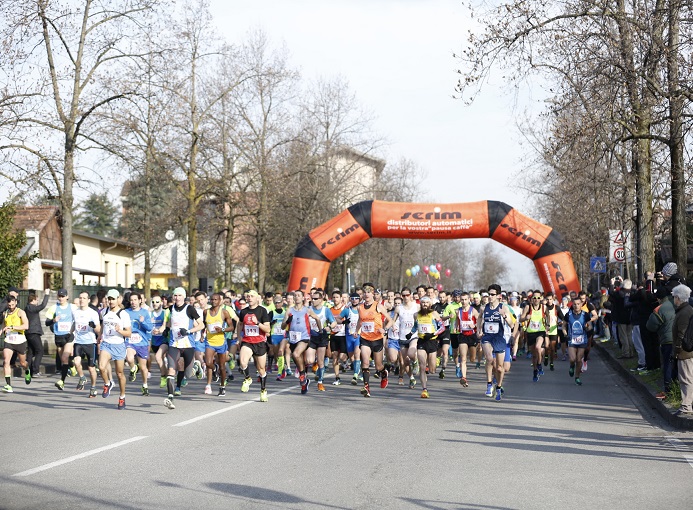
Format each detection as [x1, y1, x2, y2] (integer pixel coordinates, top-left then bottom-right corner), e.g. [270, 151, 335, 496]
[57, 288, 68, 297]
[481, 292, 489, 297]
[452, 289, 462, 297]
[350, 293, 360, 299]
[106, 289, 120, 299]
[420, 296, 431, 303]
[172, 287, 186, 297]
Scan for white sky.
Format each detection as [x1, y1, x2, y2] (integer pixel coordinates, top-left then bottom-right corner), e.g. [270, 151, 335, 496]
[209, 0, 542, 288]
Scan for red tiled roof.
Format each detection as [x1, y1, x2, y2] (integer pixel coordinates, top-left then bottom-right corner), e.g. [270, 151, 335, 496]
[12, 206, 59, 232]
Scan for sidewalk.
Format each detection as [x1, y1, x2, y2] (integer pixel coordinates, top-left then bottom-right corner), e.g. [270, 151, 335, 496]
[593, 336, 693, 431]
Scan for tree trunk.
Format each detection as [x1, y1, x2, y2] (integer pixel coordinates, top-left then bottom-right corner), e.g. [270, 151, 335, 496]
[61, 134, 75, 297]
[635, 131, 655, 273]
[224, 202, 235, 289]
[668, 0, 686, 273]
[144, 249, 151, 300]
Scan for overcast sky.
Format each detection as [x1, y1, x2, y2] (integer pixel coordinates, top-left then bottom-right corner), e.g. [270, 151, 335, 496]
[209, 0, 543, 288]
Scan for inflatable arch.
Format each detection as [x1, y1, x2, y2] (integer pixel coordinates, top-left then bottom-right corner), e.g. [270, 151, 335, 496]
[288, 200, 580, 295]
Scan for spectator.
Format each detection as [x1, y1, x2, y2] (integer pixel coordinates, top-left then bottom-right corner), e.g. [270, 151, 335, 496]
[627, 276, 658, 371]
[646, 286, 676, 400]
[671, 284, 693, 415]
[611, 278, 634, 358]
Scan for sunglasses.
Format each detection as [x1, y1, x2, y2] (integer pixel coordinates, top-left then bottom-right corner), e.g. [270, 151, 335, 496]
[107, 297, 116, 301]
[488, 292, 497, 296]
[402, 293, 411, 296]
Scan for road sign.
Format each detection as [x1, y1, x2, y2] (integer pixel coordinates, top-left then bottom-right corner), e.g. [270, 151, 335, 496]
[609, 229, 632, 263]
[590, 256, 607, 273]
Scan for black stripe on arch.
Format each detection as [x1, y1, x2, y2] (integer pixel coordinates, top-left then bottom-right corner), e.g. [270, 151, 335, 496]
[294, 234, 329, 262]
[347, 200, 373, 237]
[487, 201, 513, 237]
[533, 230, 568, 260]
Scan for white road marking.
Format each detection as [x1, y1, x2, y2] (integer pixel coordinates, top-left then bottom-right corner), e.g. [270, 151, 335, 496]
[172, 385, 299, 427]
[665, 436, 693, 469]
[12, 436, 148, 477]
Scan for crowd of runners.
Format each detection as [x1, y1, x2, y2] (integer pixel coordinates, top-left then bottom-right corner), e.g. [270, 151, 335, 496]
[0, 281, 607, 410]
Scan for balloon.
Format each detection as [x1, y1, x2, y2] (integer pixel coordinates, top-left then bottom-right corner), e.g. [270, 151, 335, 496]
[423, 266, 429, 274]
[413, 268, 419, 275]
[437, 284, 444, 291]
[434, 272, 440, 280]
[429, 266, 437, 274]
[406, 269, 412, 277]
[436, 263, 442, 271]
[445, 269, 451, 277]
[415, 265, 420, 272]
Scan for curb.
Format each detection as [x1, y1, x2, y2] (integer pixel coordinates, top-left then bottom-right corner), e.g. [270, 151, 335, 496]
[594, 340, 693, 431]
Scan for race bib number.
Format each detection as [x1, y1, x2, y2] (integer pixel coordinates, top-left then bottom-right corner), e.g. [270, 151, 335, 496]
[272, 322, 283, 336]
[244, 325, 259, 337]
[130, 333, 142, 344]
[334, 324, 345, 335]
[207, 323, 222, 334]
[289, 331, 302, 343]
[460, 320, 475, 331]
[419, 323, 434, 334]
[402, 320, 414, 331]
[529, 320, 542, 330]
[308, 317, 319, 331]
[361, 321, 375, 333]
[484, 322, 499, 334]
[76, 323, 89, 333]
[348, 322, 357, 335]
[57, 321, 71, 333]
[104, 322, 116, 337]
[6, 332, 19, 344]
[571, 334, 586, 345]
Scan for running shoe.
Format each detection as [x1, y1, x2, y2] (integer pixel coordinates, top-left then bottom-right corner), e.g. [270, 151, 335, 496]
[532, 370, 539, 383]
[421, 389, 429, 399]
[76, 376, 86, 390]
[181, 377, 188, 387]
[491, 384, 497, 398]
[495, 386, 502, 401]
[164, 397, 175, 409]
[562, 354, 567, 361]
[102, 380, 113, 397]
[569, 366, 575, 377]
[25, 369, 31, 385]
[312, 362, 318, 373]
[398, 377, 404, 386]
[581, 360, 588, 372]
[160, 376, 167, 388]
[141, 386, 149, 396]
[117, 397, 126, 410]
[129, 365, 138, 382]
[460, 377, 468, 388]
[276, 371, 286, 381]
[351, 375, 359, 386]
[286, 368, 293, 376]
[492, 376, 497, 386]
[260, 389, 268, 402]
[475, 362, 481, 369]
[409, 377, 416, 389]
[228, 358, 236, 371]
[512, 355, 517, 361]
[439, 369, 445, 379]
[194, 360, 204, 379]
[485, 383, 493, 397]
[550, 363, 555, 371]
[89, 388, 97, 398]
[333, 379, 341, 386]
[68, 366, 78, 377]
[655, 392, 667, 400]
[360, 383, 371, 397]
[2, 384, 13, 393]
[218, 386, 226, 396]
[537, 366, 544, 377]
[380, 370, 388, 389]
[241, 377, 252, 393]
[317, 383, 326, 392]
[373, 371, 380, 379]
[300, 377, 310, 395]
[173, 387, 181, 396]
[55, 379, 64, 391]
[575, 377, 582, 386]
[226, 374, 235, 382]
[456, 366, 462, 379]
[213, 364, 220, 383]
[203, 384, 212, 395]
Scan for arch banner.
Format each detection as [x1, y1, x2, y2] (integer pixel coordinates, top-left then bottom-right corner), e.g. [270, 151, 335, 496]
[288, 200, 580, 295]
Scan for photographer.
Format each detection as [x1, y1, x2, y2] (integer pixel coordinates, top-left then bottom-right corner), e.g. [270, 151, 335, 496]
[609, 276, 633, 357]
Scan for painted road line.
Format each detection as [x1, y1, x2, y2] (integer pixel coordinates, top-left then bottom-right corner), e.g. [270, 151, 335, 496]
[173, 385, 299, 427]
[13, 436, 148, 477]
[665, 436, 693, 469]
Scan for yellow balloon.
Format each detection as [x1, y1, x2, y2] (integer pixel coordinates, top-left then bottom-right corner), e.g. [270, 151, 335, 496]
[434, 272, 440, 279]
[406, 269, 412, 277]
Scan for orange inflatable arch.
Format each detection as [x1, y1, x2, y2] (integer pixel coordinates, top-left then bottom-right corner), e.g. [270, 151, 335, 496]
[288, 200, 580, 295]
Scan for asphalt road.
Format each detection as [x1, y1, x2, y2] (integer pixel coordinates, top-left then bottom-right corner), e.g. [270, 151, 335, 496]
[1, 349, 691, 510]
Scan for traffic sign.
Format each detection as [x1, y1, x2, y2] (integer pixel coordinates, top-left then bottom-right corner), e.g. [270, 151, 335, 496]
[590, 256, 607, 273]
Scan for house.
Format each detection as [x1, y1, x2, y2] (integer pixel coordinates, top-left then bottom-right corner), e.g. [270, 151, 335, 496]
[13, 206, 137, 289]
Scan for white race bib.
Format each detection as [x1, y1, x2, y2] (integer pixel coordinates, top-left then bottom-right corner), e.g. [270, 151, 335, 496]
[484, 322, 499, 334]
[130, 333, 142, 344]
[529, 320, 542, 330]
[460, 320, 475, 331]
[76, 323, 89, 333]
[361, 321, 375, 333]
[419, 323, 434, 334]
[5, 332, 20, 344]
[244, 325, 259, 337]
[402, 320, 414, 330]
[208, 323, 222, 334]
[271, 322, 283, 336]
[57, 321, 71, 333]
[572, 334, 586, 345]
[289, 331, 302, 343]
[334, 324, 345, 335]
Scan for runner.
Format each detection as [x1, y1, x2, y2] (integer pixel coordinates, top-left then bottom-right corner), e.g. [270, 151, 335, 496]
[24, 289, 50, 378]
[2, 295, 30, 392]
[355, 283, 393, 397]
[72, 291, 101, 397]
[329, 291, 349, 386]
[269, 294, 289, 381]
[163, 287, 204, 410]
[124, 292, 152, 395]
[192, 291, 208, 380]
[149, 295, 170, 388]
[477, 284, 513, 401]
[345, 293, 362, 385]
[415, 296, 442, 398]
[305, 289, 337, 392]
[433, 290, 451, 378]
[456, 292, 479, 388]
[578, 290, 599, 372]
[508, 293, 522, 361]
[283, 290, 314, 394]
[446, 290, 463, 378]
[544, 292, 559, 371]
[563, 295, 594, 385]
[392, 287, 419, 388]
[203, 292, 235, 396]
[45, 288, 77, 391]
[385, 296, 402, 382]
[521, 291, 547, 382]
[236, 290, 271, 402]
[98, 289, 132, 410]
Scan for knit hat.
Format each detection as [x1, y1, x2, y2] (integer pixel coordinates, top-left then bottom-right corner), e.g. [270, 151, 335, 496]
[662, 262, 678, 277]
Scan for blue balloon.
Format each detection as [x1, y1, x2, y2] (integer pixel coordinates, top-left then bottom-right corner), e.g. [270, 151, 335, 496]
[415, 265, 420, 272]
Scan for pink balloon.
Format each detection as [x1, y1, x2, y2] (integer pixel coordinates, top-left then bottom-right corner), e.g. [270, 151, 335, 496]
[423, 266, 429, 274]
[436, 263, 442, 271]
[437, 284, 444, 291]
[445, 268, 451, 277]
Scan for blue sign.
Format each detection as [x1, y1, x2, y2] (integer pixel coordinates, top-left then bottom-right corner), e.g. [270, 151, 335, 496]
[590, 256, 607, 274]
